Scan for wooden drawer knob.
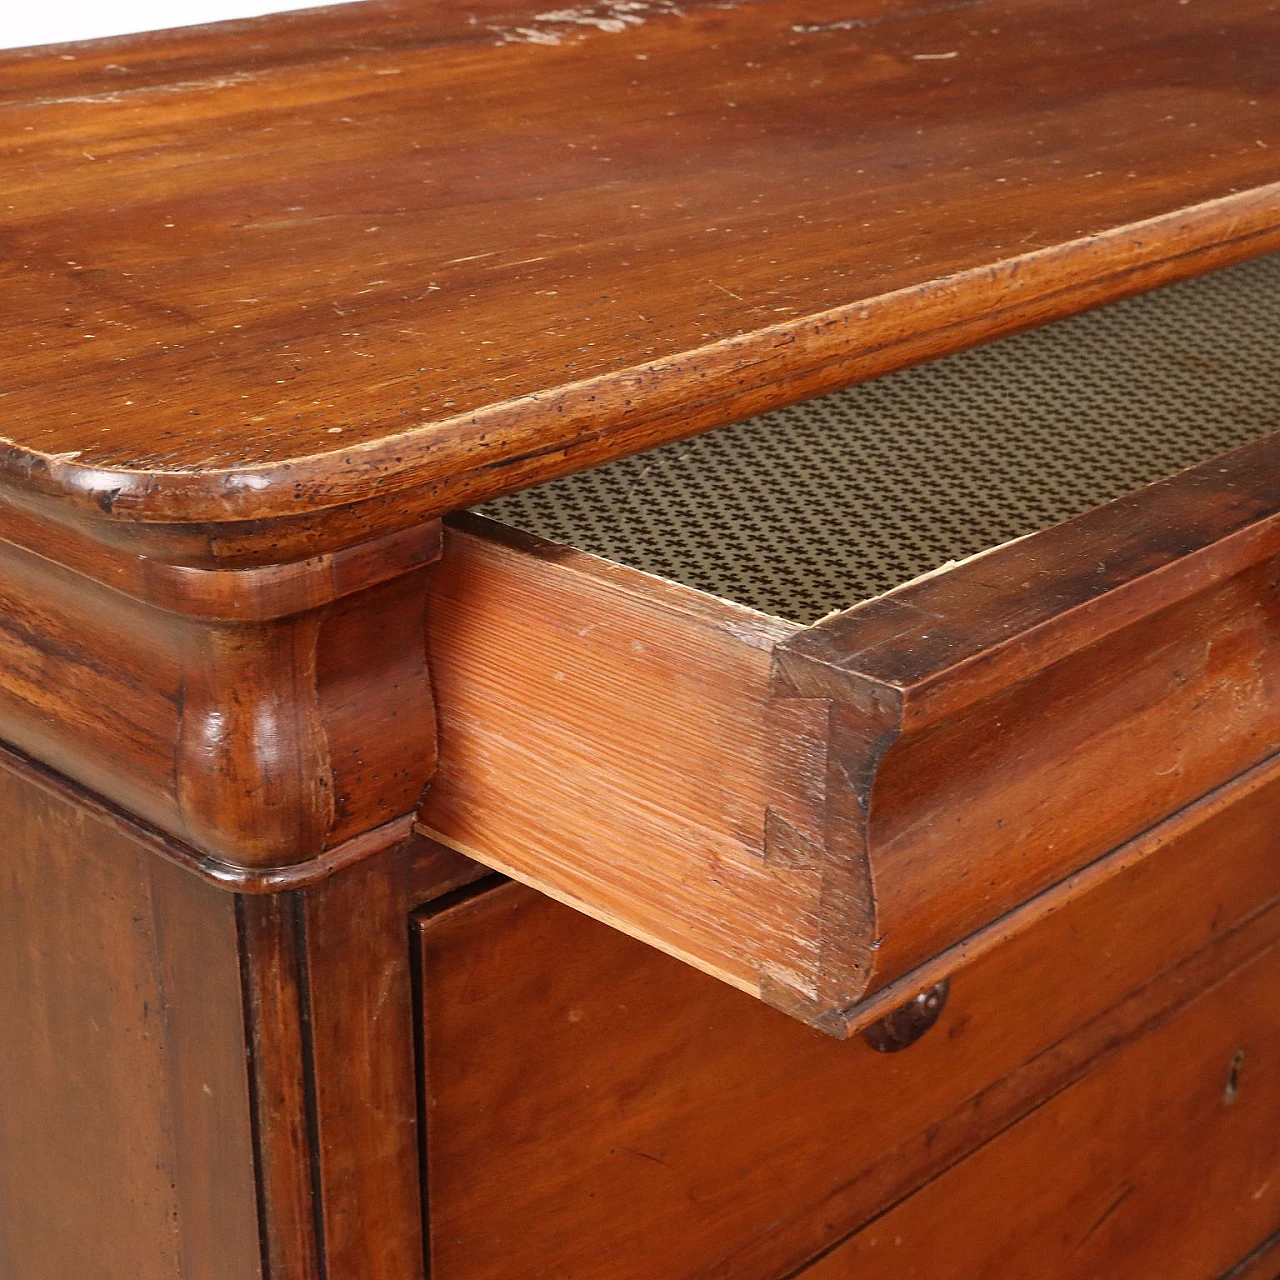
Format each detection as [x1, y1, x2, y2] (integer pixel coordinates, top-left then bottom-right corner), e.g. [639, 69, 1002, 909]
[862, 980, 951, 1052]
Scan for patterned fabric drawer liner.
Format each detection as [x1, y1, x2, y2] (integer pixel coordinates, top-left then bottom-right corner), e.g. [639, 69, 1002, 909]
[481, 252, 1280, 624]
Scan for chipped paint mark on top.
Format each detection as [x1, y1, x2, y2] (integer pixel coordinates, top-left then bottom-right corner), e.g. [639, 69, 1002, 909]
[791, 0, 988, 35]
[488, 0, 687, 45]
[32, 70, 260, 107]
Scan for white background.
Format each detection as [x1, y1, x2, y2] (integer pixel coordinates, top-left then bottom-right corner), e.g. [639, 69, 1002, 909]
[0, 0, 360, 51]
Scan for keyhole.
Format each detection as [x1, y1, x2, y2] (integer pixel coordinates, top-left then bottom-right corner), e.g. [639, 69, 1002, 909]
[1223, 1049, 1246, 1105]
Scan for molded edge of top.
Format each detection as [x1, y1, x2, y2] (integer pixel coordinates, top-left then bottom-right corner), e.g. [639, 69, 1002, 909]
[2, 187, 1278, 539]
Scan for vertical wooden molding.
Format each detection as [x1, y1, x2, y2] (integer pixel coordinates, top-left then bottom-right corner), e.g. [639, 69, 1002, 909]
[236, 836, 489, 1280]
[150, 855, 264, 1280]
[179, 613, 335, 867]
[302, 840, 434, 1280]
[237, 892, 326, 1280]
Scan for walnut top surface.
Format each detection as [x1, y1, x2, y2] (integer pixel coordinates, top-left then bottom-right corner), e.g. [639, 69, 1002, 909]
[3, 0, 1278, 526]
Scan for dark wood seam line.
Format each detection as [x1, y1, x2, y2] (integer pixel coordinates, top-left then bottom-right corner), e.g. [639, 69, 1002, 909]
[143, 855, 186, 1276]
[1215, 1226, 1280, 1280]
[411, 876, 510, 927]
[234, 895, 276, 1280]
[0, 734, 412, 892]
[291, 894, 330, 1280]
[409, 916, 433, 1280]
[769, 1069, 1089, 1280]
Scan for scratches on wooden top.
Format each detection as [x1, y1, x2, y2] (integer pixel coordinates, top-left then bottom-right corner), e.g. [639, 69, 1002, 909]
[0, 0, 1277, 525]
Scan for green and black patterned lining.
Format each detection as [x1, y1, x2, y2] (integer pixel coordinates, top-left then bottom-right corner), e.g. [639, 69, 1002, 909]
[481, 253, 1280, 625]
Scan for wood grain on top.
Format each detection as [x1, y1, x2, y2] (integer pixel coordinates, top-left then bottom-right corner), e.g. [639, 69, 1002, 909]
[3, 0, 1278, 527]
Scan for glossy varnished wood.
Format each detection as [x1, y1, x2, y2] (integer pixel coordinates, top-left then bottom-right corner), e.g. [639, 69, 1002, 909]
[300, 837, 489, 1278]
[4, 5, 1280, 1274]
[0, 504, 440, 872]
[420, 432, 1280, 1027]
[416, 751, 1280, 1280]
[0, 0, 1275, 532]
[235, 838, 491, 1280]
[1220, 1232, 1280, 1280]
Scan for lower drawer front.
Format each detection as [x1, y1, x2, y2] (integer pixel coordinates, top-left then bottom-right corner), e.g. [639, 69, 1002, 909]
[415, 756, 1280, 1280]
[801, 940, 1280, 1280]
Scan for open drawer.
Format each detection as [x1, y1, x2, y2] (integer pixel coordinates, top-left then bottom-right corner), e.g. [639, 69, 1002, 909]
[418, 252, 1280, 1035]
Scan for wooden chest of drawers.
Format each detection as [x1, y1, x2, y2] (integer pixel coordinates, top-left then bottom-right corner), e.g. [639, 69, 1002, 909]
[1, 2, 1279, 1277]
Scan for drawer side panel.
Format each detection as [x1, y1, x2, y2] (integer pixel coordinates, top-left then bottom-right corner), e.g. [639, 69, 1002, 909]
[421, 520, 829, 1001]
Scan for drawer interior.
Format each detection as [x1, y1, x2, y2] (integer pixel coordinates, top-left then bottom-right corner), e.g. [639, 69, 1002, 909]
[423, 251, 1280, 1033]
[481, 251, 1280, 623]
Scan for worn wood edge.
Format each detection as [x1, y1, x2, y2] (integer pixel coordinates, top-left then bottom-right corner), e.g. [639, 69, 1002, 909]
[0, 488, 443, 616]
[3, 189, 1278, 528]
[770, 432, 1280, 1016]
[234, 891, 325, 1280]
[812, 749, 1280, 1039]
[0, 735, 421, 892]
[788, 430, 1280, 730]
[449, 511, 801, 645]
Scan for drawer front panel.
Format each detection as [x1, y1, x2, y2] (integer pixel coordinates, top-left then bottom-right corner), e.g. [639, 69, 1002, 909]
[800, 940, 1280, 1280]
[416, 756, 1280, 1280]
[850, 549, 1280, 985]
